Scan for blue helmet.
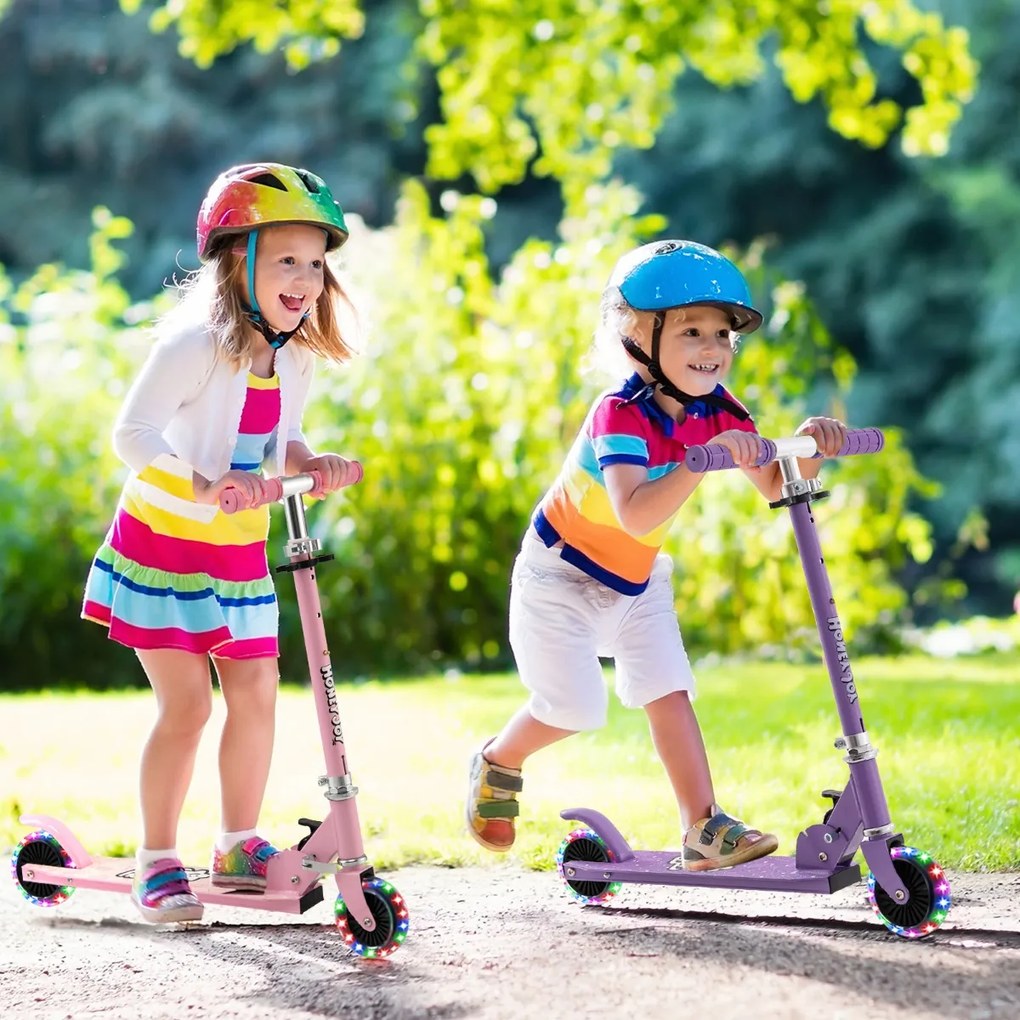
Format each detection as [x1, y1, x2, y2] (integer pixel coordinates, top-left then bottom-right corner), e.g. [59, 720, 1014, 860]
[608, 240, 763, 333]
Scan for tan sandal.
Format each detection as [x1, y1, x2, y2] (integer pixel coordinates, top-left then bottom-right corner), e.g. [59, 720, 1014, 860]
[682, 805, 778, 871]
[465, 744, 523, 852]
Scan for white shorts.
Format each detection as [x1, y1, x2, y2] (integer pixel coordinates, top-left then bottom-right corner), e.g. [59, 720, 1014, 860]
[508, 531, 696, 731]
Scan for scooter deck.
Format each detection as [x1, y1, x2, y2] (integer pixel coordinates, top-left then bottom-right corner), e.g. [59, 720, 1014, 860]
[22, 856, 325, 914]
[565, 851, 861, 894]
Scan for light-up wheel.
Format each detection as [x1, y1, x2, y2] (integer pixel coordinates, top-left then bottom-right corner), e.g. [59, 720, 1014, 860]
[335, 877, 409, 959]
[557, 827, 622, 905]
[11, 831, 76, 907]
[867, 846, 951, 938]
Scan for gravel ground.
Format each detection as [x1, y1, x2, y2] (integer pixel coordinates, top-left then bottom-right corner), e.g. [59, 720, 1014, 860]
[2, 860, 1018, 1020]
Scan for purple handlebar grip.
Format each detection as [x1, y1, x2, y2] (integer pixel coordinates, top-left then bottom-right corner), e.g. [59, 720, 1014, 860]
[685, 428, 884, 473]
[686, 437, 776, 473]
[837, 427, 884, 456]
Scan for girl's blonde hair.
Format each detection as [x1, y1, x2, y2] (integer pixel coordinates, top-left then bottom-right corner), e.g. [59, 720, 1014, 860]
[161, 233, 358, 366]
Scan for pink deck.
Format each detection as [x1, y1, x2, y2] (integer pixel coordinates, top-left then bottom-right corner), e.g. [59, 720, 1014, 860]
[22, 856, 325, 914]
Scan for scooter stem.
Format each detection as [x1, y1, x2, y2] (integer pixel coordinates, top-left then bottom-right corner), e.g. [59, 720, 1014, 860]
[782, 470, 907, 902]
[280, 492, 374, 928]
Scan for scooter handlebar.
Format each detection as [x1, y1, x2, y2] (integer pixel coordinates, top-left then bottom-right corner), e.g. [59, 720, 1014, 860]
[218, 461, 364, 514]
[685, 427, 884, 474]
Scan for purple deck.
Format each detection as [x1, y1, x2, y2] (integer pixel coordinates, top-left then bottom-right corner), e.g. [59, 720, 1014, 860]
[22, 857, 325, 914]
[563, 851, 861, 893]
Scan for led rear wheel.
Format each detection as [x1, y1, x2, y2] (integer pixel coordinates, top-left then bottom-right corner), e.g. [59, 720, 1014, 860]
[556, 827, 621, 906]
[11, 831, 76, 907]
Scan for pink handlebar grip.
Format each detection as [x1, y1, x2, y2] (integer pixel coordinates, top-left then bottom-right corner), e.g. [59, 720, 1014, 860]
[685, 428, 884, 474]
[218, 476, 285, 514]
[218, 461, 364, 514]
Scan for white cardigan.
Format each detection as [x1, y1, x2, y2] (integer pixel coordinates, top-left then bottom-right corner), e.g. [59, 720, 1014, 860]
[113, 323, 315, 482]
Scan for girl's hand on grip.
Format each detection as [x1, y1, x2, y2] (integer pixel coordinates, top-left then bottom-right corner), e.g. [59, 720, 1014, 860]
[194, 469, 269, 509]
[298, 454, 362, 496]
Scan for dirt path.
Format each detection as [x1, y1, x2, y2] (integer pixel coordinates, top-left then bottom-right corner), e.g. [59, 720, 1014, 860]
[2, 860, 1018, 1019]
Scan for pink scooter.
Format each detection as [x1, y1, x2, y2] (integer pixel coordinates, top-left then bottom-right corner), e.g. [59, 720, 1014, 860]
[12, 469, 409, 959]
[556, 428, 952, 939]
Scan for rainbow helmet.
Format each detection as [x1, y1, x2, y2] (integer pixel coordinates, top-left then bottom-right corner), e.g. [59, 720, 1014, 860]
[608, 240, 762, 333]
[197, 162, 348, 261]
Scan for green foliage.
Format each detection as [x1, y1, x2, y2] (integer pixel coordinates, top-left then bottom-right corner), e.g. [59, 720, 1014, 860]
[0, 211, 170, 689]
[304, 184, 937, 671]
[132, 0, 977, 207]
[422, 0, 975, 204]
[0, 199, 938, 685]
[0, 0, 424, 295]
[0, 1, 1004, 684]
[121, 0, 365, 68]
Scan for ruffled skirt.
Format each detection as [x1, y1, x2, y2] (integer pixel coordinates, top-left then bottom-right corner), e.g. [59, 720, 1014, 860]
[82, 455, 278, 660]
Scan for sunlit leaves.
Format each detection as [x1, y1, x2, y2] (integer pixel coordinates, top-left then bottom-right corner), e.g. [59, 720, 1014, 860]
[120, 0, 364, 69]
[417, 0, 976, 202]
[126, 0, 976, 204]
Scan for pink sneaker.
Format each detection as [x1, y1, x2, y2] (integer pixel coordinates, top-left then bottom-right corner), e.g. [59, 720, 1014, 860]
[131, 858, 203, 923]
[211, 836, 279, 889]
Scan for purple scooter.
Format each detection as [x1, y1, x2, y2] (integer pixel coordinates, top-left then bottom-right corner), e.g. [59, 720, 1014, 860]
[556, 428, 952, 939]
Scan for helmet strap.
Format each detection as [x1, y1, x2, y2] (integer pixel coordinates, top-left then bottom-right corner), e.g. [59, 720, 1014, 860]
[244, 311, 307, 350]
[242, 227, 307, 350]
[621, 313, 750, 422]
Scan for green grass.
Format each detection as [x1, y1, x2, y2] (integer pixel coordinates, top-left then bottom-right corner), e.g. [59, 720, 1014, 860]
[2, 653, 1018, 872]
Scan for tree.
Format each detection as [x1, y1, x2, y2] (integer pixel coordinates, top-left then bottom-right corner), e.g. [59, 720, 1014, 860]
[0, 1, 985, 685]
[125, 0, 977, 211]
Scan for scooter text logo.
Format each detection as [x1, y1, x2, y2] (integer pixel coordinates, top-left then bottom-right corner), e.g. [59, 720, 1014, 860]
[321, 665, 344, 744]
[826, 616, 859, 705]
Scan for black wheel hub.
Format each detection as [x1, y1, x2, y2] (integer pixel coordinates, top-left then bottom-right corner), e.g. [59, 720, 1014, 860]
[345, 887, 396, 949]
[562, 837, 611, 900]
[15, 838, 66, 900]
[874, 857, 933, 930]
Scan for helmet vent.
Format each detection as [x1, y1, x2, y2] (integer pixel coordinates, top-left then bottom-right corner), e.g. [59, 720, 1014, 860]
[296, 171, 321, 194]
[654, 242, 679, 255]
[249, 173, 287, 191]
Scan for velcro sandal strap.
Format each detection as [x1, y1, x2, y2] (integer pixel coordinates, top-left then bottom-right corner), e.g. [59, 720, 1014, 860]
[146, 866, 189, 891]
[721, 822, 751, 851]
[477, 800, 520, 819]
[700, 811, 739, 845]
[484, 768, 523, 793]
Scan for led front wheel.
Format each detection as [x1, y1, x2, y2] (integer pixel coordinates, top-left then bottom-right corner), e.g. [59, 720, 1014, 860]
[335, 877, 409, 958]
[867, 846, 951, 938]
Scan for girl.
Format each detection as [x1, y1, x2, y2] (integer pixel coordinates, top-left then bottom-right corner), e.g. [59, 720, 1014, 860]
[82, 162, 361, 923]
[466, 240, 847, 870]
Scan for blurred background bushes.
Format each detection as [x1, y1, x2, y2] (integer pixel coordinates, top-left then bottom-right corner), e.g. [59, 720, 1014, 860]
[1, 0, 1013, 687]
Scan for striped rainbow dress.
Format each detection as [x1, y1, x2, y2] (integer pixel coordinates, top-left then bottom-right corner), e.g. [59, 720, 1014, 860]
[83, 372, 282, 660]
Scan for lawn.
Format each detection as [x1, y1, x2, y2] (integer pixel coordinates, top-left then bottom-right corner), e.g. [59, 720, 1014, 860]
[2, 653, 1018, 873]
